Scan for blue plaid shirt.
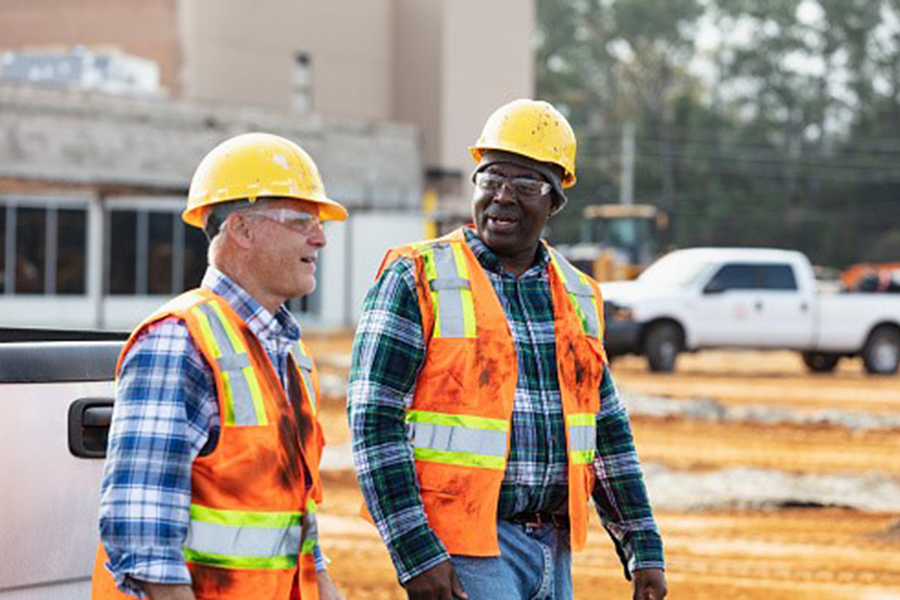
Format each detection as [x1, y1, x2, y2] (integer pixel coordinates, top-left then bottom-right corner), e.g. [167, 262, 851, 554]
[98, 267, 325, 597]
[349, 228, 664, 584]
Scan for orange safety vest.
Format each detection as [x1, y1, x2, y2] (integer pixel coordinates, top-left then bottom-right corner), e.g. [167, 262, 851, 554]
[92, 287, 324, 600]
[367, 227, 607, 555]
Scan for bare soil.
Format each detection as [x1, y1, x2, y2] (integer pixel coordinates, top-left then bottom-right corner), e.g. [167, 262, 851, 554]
[307, 334, 900, 599]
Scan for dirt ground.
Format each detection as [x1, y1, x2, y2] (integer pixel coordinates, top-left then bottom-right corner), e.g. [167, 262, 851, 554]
[306, 334, 900, 599]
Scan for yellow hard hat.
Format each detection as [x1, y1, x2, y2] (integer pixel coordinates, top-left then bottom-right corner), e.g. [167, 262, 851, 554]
[470, 99, 577, 188]
[183, 132, 348, 228]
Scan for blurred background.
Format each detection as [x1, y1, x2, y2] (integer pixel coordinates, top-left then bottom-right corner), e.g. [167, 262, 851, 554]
[1, 1, 899, 598]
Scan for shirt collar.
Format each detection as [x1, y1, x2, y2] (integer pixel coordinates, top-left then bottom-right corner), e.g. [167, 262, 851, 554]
[463, 226, 550, 277]
[201, 267, 301, 346]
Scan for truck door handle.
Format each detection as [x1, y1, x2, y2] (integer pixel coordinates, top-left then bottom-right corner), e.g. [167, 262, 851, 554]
[754, 300, 764, 312]
[800, 302, 809, 312]
[68, 398, 114, 459]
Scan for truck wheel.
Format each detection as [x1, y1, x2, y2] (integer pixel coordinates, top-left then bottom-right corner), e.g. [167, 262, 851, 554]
[646, 323, 682, 373]
[801, 352, 840, 373]
[862, 326, 900, 375]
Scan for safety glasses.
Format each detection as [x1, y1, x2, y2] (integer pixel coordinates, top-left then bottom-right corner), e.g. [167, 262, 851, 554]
[242, 207, 323, 234]
[474, 172, 552, 201]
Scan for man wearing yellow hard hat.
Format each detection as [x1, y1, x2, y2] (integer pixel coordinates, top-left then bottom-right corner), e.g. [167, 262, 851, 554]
[93, 133, 347, 600]
[349, 100, 667, 599]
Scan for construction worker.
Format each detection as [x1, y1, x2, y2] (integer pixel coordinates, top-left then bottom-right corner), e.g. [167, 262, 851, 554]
[91, 133, 346, 600]
[348, 100, 667, 599]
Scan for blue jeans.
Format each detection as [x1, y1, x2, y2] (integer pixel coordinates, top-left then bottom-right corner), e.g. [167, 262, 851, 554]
[450, 520, 573, 600]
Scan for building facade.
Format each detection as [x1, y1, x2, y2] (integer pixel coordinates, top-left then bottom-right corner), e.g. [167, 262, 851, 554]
[0, 0, 533, 331]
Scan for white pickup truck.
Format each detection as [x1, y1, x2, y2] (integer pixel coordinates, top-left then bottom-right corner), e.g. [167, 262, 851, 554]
[600, 248, 900, 375]
[0, 330, 123, 599]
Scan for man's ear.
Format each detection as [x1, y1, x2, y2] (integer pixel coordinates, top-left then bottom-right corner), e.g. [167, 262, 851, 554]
[225, 212, 255, 249]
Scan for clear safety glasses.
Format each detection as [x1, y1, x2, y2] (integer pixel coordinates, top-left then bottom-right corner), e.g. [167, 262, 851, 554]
[243, 207, 323, 234]
[474, 172, 552, 201]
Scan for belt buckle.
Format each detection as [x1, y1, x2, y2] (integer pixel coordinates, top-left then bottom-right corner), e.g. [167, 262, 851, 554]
[523, 512, 545, 528]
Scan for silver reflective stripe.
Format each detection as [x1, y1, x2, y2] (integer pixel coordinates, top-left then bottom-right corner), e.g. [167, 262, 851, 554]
[409, 421, 507, 457]
[430, 243, 467, 338]
[289, 344, 317, 413]
[198, 303, 259, 426]
[185, 520, 302, 559]
[568, 423, 596, 453]
[549, 249, 600, 338]
[430, 277, 470, 291]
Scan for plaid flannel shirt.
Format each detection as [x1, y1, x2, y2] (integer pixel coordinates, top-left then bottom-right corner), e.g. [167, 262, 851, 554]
[348, 228, 664, 584]
[98, 267, 325, 598]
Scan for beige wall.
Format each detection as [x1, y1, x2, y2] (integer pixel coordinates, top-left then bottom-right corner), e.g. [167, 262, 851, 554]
[391, 0, 534, 178]
[180, 0, 394, 120]
[0, 0, 180, 91]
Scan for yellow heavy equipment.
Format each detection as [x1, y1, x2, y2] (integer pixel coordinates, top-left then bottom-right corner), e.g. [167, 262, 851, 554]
[563, 204, 668, 281]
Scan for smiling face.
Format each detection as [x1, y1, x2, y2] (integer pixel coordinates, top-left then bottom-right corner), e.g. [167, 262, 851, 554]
[471, 161, 557, 275]
[241, 198, 325, 303]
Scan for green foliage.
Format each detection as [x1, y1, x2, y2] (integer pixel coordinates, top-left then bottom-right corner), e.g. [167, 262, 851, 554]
[537, 0, 900, 267]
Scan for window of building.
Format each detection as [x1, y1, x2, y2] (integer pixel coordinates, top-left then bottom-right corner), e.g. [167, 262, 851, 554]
[109, 207, 208, 296]
[109, 211, 137, 294]
[57, 209, 87, 294]
[148, 212, 175, 294]
[182, 224, 208, 290]
[15, 207, 47, 294]
[0, 207, 6, 293]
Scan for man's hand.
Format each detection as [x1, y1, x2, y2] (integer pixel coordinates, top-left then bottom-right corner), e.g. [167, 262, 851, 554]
[632, 568, 667, 600]
[316, 569, 346, 600]
[139, 582, 196, 600]
[404, 560, 468, 600]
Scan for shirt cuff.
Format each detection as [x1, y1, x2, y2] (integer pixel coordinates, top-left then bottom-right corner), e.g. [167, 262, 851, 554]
[104, 546, 192, 598]
[627, 529, 666, 574]
[313, 544, 328, 572]
[386, 523, 450, 585]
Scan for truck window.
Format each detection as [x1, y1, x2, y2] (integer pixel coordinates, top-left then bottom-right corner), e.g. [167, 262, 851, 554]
[707, 264, 755, 291]
[759, 264, 798, 290]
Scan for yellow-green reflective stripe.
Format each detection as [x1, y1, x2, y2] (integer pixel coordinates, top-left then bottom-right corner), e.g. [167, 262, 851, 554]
[306, 498, 317, 514]
[220, 371, 237, 426]
[450, 243, 477, 338]
[300, 538, 317, 554]
[407, 410, 509, 432]
[210, 302, 246, 354]
[567, 413, 595, 427]
[183, 548, 297, 570]
[570, 449, 595, 465]
[191, 307, 223, 359]
[413, 447, 506, 470]
[207, 302, 268, 426]
[190, 504, 304, 528]
[422, 247, 442, 337]
[569, 292, 589, 332]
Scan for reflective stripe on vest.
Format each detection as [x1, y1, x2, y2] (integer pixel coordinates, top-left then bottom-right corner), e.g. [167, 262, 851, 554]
[300, 499, 318, 555]
[548, 249, 601, 338]
[290, 341, 318, 416]
[184, 504, 307, 570]
[566, 413, 597, 465]
[191, 302, 268, 426]
[421, 242, 477, 339]
[407, 410, 509, 469]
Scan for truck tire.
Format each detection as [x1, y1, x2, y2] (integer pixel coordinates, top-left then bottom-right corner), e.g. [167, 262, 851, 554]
[801, 352, 840, 373]
[862, 326, 900, 375]
[645, 322, 682, 373]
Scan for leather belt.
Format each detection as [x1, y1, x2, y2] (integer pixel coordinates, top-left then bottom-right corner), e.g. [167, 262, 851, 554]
[506, 511, 569, 529]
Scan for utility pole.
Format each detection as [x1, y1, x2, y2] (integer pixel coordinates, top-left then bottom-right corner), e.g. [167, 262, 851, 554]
[620, 120, 635, 205]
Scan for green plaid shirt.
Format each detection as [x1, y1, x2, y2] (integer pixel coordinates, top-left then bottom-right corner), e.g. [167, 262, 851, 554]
[348, 228, 664, 583]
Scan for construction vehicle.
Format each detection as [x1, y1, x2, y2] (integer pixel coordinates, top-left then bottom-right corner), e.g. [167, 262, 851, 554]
[562, 204, 668, 281]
